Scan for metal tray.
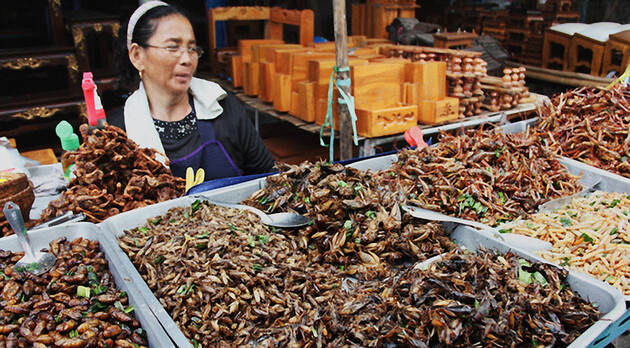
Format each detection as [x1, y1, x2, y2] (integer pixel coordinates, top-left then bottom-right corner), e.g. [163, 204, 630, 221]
[98, 171, 627, 347]
[500, 118, 630, 192]
[98, 177, 275, 347]
[0, 222, 173, 347]
[348, 127, 630, 345]
[447, 224, 627, 348]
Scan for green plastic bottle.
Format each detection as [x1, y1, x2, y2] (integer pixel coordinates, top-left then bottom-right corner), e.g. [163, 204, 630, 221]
[55, 121, 80, 179]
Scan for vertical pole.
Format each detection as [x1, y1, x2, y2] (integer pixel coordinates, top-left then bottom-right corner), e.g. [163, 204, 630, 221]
[333, 0, 353, 160]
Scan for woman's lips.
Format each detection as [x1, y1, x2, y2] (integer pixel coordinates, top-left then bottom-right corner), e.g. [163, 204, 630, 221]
[175, 73, 191, 82]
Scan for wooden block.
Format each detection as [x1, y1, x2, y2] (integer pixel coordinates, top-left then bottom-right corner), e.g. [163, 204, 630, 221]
[404, 82, 419, 106]
[252, 43, 292, 63]
[315, 96, 339, 127]
[351, 62, 405, 110]
[349, 47, 379, 56]
[284, 51, 335, 92]
[405, 61, 447, 101]
[238, 39, 284, 62]
[355, 104, 418, 138]
[307, 58, 370, 103]
[296, 81, 316, 122]
[243, 61, 260, 96]
[289, 91, 300, 117]
[230, 55, 243, 87]
[258, 61, 275, 102]
[349, 35, 367, 47]
[404, 61, 421, 83]
[273, 73, 292, 112]
[419, 97, 459, 125]
[267, 47, 310, 75]
[262, 44, 304, 65]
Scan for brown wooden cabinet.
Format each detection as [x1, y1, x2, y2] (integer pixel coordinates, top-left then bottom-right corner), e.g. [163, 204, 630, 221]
[0, 0, 83, 153]
[0, 0, 131, 153]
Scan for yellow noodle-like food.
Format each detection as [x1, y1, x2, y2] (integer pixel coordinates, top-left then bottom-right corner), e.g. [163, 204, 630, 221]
[500, 191, 630, 295]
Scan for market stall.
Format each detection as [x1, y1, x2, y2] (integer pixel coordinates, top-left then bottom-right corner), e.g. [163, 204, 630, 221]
[4, 81, 630, 345]
[2, 1, 630, 347]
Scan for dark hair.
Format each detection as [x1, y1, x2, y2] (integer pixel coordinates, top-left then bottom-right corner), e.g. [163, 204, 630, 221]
[114, 5, 186, 88]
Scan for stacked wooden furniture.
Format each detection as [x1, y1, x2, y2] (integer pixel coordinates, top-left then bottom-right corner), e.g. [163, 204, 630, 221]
[350, 61, 419, 136]
[405, 60, 459, 124]
[351, 0, 418, 39]
[433, 31, 479, 49]
[478, 10, 509, 42]
[226, 39, 425, 136]
[305, 57, 371, 125]
[504, 13, 545, 66]
[601, 30, 630, 77]
[443, 3, 484, 33]
[542, 0, 580, 24]
[0, 1, 133, 153]
[480, 67, 532, 112]
[477, 9, 508, 37]
[541, 23, 589, 70]
[275, 50, 336, 113]
[384, 45, 489, 119]
[567, 23, 630, 76]
[207, 7, 315, 79]
[479, 1, 580, 67]
[224, 38, 535, 137]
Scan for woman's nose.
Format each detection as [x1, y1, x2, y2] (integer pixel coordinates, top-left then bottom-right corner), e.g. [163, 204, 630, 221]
[179, 50, 194, 64]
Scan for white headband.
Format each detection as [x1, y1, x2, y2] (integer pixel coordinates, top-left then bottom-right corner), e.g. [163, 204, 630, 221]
[126, 1, 170, 50]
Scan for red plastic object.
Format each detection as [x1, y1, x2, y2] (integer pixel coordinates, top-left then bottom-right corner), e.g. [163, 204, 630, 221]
[81, 72, 106, 127]
[404, 126, 428, 149]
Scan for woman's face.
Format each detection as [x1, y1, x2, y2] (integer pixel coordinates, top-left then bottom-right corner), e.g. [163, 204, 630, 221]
[140, 14, 198, 96]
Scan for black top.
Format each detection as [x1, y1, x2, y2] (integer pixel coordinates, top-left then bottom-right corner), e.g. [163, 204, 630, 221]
[151, 94, 202, 160]
[106, 92, 276, 176]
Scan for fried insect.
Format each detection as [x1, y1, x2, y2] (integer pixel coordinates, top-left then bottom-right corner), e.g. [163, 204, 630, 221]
[323, 249, 600, 347]
[242, 161, 455, 267]
[383, 129, 583, 226]
[35, 125, 185, 226]
[118, 201, 599, 347]
[0, 237, 148, 347]
[536, 84, 630, 178]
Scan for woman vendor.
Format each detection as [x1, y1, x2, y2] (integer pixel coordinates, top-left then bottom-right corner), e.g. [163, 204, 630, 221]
[107, 1, 276, 181]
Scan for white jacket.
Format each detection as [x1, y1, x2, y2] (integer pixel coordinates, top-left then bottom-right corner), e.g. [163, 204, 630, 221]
[123, 77, 227, 155]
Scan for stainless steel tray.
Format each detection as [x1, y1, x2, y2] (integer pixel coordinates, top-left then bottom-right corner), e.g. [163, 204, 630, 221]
[447, 224, 627, 348]
[98, 170, 627, 347]
[98, 177, 274, 347]
[0, 222, 173, 347]
[500, 118, 630, 192]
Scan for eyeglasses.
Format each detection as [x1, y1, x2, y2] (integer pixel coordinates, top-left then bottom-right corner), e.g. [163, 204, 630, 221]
[144, 44, 204, 59]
